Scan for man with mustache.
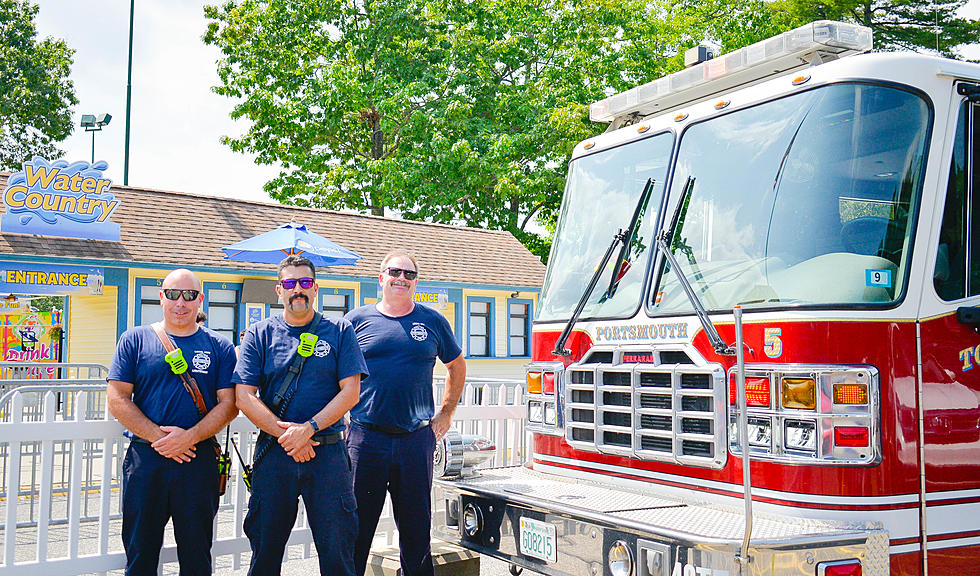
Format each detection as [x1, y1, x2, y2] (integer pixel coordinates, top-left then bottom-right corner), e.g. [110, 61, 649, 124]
[234, 255, 368, 576]
[107, 268, 238, 576]
[345, 251, 466, 576]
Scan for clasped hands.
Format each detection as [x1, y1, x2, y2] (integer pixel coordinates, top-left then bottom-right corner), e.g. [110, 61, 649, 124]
[276, 421, 320, 462]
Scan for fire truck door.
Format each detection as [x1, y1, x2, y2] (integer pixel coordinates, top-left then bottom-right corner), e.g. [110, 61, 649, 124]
[918, 93, 980, 571]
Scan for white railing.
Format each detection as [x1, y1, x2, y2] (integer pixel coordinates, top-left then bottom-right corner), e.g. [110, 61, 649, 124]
[0, 379, 525, 575]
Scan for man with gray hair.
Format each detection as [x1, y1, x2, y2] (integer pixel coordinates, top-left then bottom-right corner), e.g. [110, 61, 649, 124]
[345, 251, 466, 576]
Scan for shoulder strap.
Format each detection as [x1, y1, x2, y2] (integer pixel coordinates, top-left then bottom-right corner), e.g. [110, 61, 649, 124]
[268, 312, 323, 416]
[151, 322, 210, 418]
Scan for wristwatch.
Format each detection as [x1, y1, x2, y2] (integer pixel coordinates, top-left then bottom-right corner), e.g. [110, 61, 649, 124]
[308, 418, 320, 433]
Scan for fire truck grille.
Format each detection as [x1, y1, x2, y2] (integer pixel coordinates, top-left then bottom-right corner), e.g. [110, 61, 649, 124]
[640, 436, 673, 452]
[565, 358, 727, 469]
[683, 440, 713, 458]
[640, 414, 672, 430]
[640, 393, 672, 409]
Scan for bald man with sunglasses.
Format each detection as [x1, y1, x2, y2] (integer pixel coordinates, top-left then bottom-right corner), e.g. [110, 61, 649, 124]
[107, 268, 238, 576]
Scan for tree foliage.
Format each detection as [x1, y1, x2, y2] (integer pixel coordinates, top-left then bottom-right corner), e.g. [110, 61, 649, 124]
[205, 0, 975, 260]
[0, 0, 77, 171]
[205, 0, 778, 259]
[769, 0, 980, 57]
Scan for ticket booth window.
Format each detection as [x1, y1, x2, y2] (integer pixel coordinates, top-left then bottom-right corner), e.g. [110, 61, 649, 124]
[508, 301, 530, 357]
[468, 299, 492, 357]
[208, 288, 239, 343]
[321, 293, 350, 318]
[139, 285, 163, 325]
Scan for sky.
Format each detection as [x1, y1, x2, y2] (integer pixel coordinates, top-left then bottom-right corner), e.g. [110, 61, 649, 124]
[32, 0, 980, 205]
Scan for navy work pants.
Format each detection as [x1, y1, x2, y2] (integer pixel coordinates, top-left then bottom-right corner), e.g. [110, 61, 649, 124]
[243, 440, 357, 576]
[121, 440, 219, 576]
[347, 421, 436, 576]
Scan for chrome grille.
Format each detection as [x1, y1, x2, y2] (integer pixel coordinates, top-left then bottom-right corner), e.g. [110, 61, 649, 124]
[565, 350, 727, 468]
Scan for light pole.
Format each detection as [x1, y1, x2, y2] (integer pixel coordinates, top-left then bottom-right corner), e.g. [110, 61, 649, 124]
[80, 113, 112, 164]
[124, 0, 134, 185]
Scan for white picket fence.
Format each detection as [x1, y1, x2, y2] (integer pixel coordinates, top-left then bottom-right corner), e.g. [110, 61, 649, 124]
[0, 375, 525, 575]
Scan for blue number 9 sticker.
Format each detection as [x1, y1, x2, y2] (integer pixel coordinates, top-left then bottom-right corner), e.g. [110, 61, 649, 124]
[764, 327, 782, 359]
[866, 269, 892, 287]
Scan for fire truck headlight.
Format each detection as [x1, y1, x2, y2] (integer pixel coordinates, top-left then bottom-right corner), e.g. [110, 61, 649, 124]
[784, 419, 817, 452]
[528, 401, 544, 423]
[544, 403, 557, 425]
[462, 503, 483, 537]
[747, 417, 772, 449]
[607, 540, 634, 576]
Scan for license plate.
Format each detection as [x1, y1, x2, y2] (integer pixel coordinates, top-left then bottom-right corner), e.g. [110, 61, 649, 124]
[519, 517, 557, 563]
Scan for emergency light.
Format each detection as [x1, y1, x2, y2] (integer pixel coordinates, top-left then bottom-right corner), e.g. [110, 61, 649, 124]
[589, 20, 872, 123]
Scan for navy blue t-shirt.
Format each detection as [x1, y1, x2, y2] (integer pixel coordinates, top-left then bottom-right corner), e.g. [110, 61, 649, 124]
[345, 303, 462, 430]
[232, 313, 368, 434]
[108, 325, 237, 430]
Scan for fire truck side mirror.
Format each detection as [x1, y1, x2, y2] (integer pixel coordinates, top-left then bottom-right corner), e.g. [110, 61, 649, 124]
[956, 306, 980, 333]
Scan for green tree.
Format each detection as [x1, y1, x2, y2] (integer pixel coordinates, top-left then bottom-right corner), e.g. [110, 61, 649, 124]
[0, 0, 77, 170]
[770, 0, 980, 57]
[204, 0, 806, 259]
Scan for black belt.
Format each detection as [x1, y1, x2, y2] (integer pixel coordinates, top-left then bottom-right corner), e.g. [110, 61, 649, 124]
[354, 420, 429, 436]
[313, 430, 345, 445]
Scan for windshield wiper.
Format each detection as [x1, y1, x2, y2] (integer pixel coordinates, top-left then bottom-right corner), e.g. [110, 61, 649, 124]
[602, 178, 656, 302]
[655, 176, 736, 356]
[552, 178, 656, 357]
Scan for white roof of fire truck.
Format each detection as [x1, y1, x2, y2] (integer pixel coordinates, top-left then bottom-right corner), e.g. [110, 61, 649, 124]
[588, 20, 979, 128]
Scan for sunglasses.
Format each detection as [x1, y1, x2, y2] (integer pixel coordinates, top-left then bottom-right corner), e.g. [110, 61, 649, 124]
[162, 289, 201, 301]
[385, 267, 417, 280]
[280, 277, 316, 290]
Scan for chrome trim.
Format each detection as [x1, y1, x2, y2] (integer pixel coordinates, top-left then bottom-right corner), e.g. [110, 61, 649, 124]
[563, 345, 728, 469]
[525, 362, 566, 436]
[727, 364, 881, 465]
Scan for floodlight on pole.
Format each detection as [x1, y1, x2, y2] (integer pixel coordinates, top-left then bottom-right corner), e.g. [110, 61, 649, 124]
[80, 113, 112, 164]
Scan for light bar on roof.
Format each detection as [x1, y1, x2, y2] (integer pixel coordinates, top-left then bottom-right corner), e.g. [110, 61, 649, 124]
[590, 20, 873, 124]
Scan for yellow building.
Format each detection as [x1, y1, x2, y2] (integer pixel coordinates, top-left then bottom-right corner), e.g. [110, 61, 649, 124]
[0, 173, 545, 381]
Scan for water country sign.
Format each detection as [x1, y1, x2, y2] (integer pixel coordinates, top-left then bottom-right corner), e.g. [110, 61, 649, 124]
[1, 157, 122, 241]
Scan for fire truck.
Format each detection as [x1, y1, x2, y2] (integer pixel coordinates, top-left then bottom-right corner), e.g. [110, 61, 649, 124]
[432, 20, 980, 576]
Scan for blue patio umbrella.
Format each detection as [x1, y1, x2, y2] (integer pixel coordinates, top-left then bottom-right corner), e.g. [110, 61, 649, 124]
[221, 222, 362, 267]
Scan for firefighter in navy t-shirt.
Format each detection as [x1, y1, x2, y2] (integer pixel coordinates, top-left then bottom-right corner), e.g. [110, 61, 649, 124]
[107, 268, 238, 576]
[345, 251, 466, 576]
[234, 255, 368, 576]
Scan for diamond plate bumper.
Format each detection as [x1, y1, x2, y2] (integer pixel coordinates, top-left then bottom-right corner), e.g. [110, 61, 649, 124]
[433, 466, 890, 576]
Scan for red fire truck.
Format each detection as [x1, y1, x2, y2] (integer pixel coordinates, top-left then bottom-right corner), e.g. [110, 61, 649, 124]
[433, 20, 980, 576]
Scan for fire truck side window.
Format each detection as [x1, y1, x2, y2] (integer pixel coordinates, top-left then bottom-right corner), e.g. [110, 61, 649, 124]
[935, 99, 979, 300]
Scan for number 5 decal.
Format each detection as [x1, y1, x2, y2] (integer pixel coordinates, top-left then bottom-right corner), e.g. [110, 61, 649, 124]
[764, 327, 782, 358]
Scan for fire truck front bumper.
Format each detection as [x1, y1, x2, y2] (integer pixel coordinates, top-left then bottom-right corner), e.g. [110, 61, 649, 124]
[433, 466, 890, 576]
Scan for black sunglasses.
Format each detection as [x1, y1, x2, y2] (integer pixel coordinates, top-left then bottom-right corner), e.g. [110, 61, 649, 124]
[162, 289, 201, 301]
[385, 267, 417, 280]
[280, 277, 316, 290]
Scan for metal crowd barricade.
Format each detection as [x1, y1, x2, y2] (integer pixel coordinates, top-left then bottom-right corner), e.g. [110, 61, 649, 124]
[0, 377, 526, 575]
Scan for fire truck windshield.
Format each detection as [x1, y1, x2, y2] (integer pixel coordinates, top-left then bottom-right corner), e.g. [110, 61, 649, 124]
[538, 132, 673, 323]
[651, 82, 930, 314]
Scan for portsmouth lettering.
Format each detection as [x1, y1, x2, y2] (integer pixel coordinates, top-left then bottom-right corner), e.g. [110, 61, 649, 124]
[594, 322, 688, 342]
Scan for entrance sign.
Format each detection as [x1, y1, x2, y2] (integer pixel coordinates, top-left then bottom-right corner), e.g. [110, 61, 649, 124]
[414, 287, 448, 309]
[0, 263, 104, 296]
[1, 157, 122, 241]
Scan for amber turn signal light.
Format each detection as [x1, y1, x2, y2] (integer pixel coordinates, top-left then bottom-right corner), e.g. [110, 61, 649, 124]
[782, 377, 816, 410]
[833, 383, 868, 405]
